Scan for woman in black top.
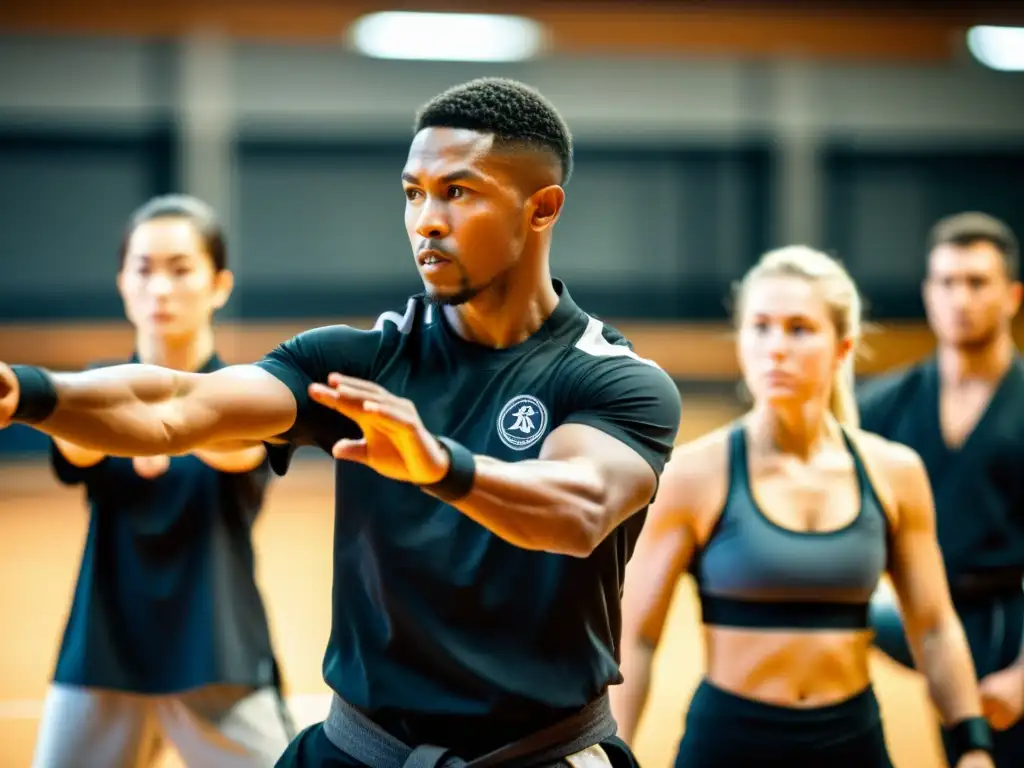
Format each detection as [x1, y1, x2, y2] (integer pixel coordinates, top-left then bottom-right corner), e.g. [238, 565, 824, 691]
[32, 195, 292, 767]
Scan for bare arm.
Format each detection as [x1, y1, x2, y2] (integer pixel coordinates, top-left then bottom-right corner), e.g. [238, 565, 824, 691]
[1, 361, 297, 456]
[193, 443, 268, 474]
[53, 432, 267, 475]
[53, 438, 105, 468]
[441, 423, 660, 557]
[611, 447, 702, 744]
[883, 438, 985, 725]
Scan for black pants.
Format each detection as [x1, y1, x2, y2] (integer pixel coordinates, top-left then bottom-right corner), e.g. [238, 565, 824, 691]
[274, 723, 640, 767]
[870, 589, 1024, 767]
[673, 680, 893, 768]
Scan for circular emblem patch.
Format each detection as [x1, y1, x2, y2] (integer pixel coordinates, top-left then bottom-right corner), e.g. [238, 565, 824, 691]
[497, 394, 549, 451]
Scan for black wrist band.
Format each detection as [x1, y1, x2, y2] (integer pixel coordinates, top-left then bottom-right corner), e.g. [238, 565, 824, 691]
[945, 716, 993, 758]
[10, 365, 59, 424]
[422, 436, 475, 502]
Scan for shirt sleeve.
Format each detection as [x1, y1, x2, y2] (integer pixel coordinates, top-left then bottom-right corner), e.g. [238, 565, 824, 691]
[251, 324, 386, 474]
[561, 359, 682, 478]
[856, 370, 909, 436]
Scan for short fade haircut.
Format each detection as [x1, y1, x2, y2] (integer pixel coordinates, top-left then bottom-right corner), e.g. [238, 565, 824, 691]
[928, 211, 1019, 280]
[118, 194, 227, 272]
[413, 77, 574, 185]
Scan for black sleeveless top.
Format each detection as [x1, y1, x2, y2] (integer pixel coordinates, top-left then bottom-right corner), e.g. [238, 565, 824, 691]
[691, 426, 890, 630]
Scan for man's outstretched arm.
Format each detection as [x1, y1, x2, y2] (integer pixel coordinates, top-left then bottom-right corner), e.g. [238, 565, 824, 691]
[0, 361, 298, 456]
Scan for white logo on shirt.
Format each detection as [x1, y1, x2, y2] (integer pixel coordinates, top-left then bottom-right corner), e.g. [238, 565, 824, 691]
[497, 395, 549, 451]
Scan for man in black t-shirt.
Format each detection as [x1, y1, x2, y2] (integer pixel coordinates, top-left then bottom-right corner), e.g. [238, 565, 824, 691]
[860, 212, 1024, 767]
[1, 78, 682, 767]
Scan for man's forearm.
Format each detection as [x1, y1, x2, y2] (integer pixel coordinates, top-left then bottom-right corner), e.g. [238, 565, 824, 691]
[440, 455, 610, 557]
[915, 615, 985, 724]
[37, 365, 191, 456]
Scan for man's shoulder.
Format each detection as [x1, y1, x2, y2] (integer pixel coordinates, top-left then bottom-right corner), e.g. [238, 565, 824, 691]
[856, 359, 929, 435]
[560, 312, 672, 385]
[286, 296, 428, 354]
[563, 313, 657, 367]
[369, 294, 432, 336]
[551, 312, 681, 423]
[857, 361, 926, 406]
[256, 296, 433, 384]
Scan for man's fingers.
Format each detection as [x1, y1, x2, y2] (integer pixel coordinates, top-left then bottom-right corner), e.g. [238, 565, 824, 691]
[316, 380, 394, 405]
[981, 690, 1016, 731]
[363, 400, 404, 418]
[362, 400, 418, 431]
[332, 438, 369, 463]
[133, 455, 170, 479]
[311, 382, 378, 405]
[310, 383, 415, 436]
[309, 383, 368, 419]
[327, 373, 388, 396]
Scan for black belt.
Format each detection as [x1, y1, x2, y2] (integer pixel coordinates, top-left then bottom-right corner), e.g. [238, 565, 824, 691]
[951, 571, 1024, 603]
[322, 693, 616, 768]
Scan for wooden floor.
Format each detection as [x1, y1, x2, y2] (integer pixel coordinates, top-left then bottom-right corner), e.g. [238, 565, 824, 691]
[0, 396, 948, 767]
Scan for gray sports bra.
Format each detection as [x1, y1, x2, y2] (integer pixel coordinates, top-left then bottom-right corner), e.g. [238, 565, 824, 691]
[691, 425, 890, 630]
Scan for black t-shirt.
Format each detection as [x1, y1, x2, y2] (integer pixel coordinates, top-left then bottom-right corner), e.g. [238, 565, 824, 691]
[50, 354, 279, 695]
[254, 280, 681, 750]
[858, 357, 1024, 585]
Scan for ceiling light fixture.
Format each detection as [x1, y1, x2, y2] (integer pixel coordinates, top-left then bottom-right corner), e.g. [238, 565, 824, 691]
[966, 26, 1024, 72]
[348, 12, 545, 63]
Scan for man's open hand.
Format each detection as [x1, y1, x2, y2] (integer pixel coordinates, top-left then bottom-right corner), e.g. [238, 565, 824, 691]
[309, 373, 450, 485]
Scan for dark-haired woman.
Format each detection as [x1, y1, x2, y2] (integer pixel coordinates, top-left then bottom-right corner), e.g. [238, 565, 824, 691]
[32, 195, 293, 767]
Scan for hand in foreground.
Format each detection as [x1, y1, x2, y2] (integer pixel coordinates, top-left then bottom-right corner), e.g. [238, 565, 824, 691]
[133, 455, 171, 479]
[956, 750, 995, 768]
[309, 373, 449, 485]
[980, 665, 1024, 731]
[0, 363, 17, 428]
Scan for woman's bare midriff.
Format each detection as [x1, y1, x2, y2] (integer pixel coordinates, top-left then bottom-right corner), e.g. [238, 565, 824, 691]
[703, 625, 875, 707]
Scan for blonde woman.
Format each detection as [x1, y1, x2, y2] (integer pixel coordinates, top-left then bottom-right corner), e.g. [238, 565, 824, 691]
[612, 246, 993, 767]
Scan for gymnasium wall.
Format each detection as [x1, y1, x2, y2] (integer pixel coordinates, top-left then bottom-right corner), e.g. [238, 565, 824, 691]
[0, 6, 1023, 766]
[0, 28, 1022, 325]
[0, 19, 1022, 460]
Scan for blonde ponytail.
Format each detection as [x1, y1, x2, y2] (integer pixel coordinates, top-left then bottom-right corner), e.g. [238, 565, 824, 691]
[829, 354, 859, 429]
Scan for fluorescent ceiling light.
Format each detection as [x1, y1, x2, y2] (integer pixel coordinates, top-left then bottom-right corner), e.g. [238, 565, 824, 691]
[349, 12, 545, 62]
[966, 26, 1024, 72]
